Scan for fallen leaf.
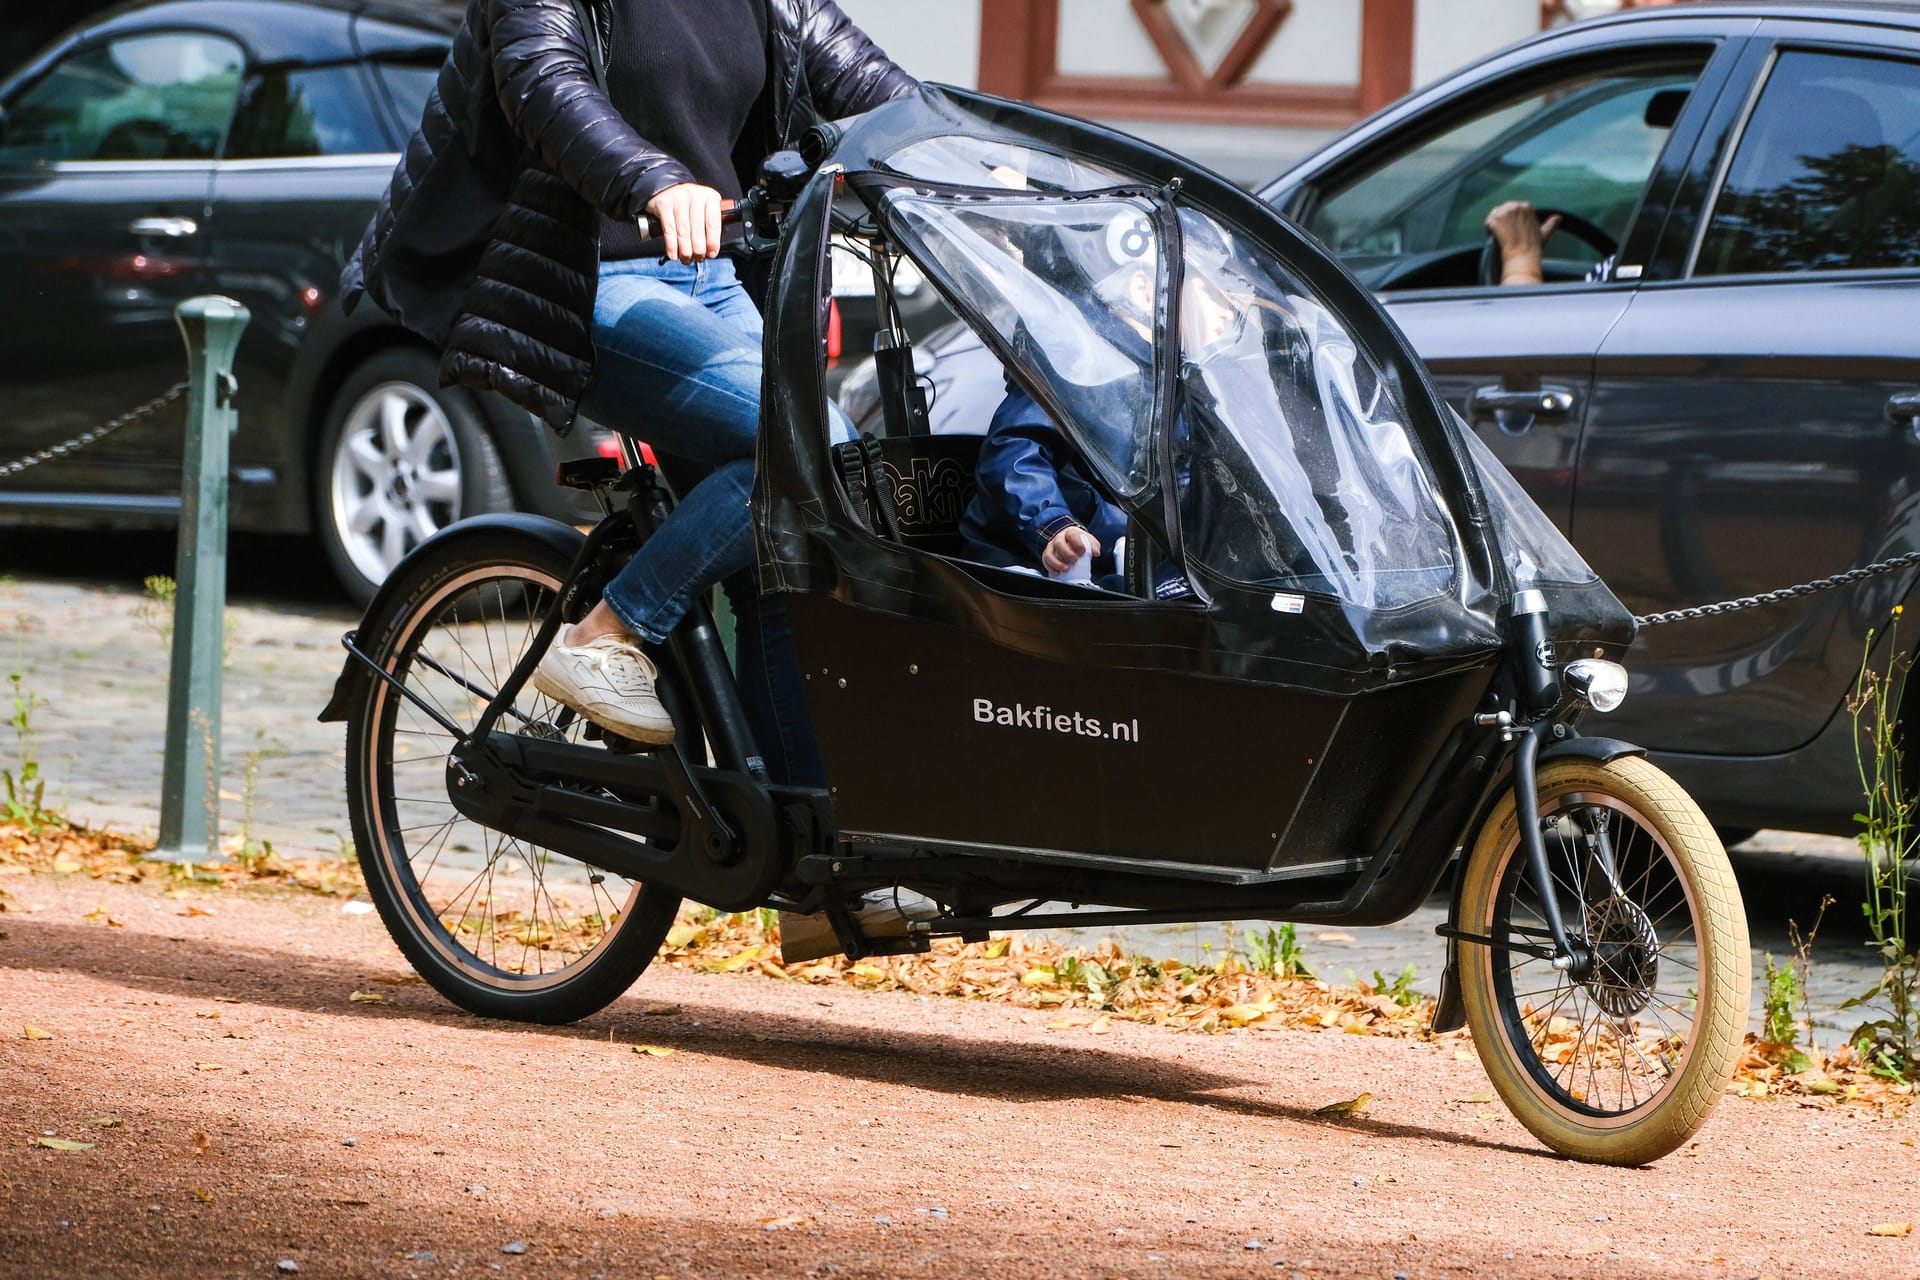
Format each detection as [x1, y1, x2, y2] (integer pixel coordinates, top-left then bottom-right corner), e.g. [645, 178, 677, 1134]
[1088, 1013, 1112, 1035]
[212, 996, 242, 1004]
[758, 1214, 815, 1230]
[664, 923, 705, 949]
[1020, 967, 1055, 988]
[642, 1002, 682, 1017]
[195, 1011, 221, 1020]
[1220, 1002, 1274, 1027]
[1313, 1092, 1372, 1119]
[983, 937, 1010, 958]
[192, 1131, 209, 1155]
[33, 1138, 93, 1151]
[1045, 1018, 1080, 1031]
[192, 1062, 223, 1072]
[191, 1187, 213, 1203]
[632, 1045, 675, 1058]
[1457, 1091, 1493, 1104]
[96, 1117, 121, 1129]
[223, 1030, 250, 1040]
[82, 906, 123, 928]
[178, 906, 214, 918]
[1869, 1224, 1913, 1238]
[710, 946, 765, 973]
[846, 962, 889, 983]
[348, 990, 385, 1004]
[23, 1024, 52, 1041]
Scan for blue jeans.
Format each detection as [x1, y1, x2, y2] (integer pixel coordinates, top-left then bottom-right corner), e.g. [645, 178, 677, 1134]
[579, 255, 836, 786]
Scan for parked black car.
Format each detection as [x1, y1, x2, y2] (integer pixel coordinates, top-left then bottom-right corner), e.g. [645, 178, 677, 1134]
[0, 0, 601, 602]
[837, 1, 1920, 838]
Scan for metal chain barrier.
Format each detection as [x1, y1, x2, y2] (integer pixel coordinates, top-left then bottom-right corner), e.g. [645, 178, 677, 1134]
[0, 381, 190, 478]
[1634, 549, 1920, 627]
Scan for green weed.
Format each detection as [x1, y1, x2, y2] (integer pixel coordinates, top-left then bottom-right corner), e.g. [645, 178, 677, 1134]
[1846, 611, 1920, 1081]
[1244, 923, 1312, 979]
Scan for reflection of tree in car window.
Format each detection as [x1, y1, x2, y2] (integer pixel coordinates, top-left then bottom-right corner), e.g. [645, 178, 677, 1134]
[0, 34, 240, 164]
[1695, 51, 1920, 276]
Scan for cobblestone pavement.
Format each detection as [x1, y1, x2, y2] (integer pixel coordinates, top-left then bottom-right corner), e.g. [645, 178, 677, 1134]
[0, 531, 1901, 1039]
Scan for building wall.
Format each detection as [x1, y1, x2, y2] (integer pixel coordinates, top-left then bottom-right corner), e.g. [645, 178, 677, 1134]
[864, 0, 1547, 182]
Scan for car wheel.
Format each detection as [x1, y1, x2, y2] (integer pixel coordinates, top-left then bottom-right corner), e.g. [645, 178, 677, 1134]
[316, 347, 514, 604]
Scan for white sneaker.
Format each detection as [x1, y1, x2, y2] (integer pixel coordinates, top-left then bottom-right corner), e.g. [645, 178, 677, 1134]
[530, 631, 675, 744]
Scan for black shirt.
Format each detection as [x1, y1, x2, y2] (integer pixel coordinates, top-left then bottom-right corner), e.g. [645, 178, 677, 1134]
[599, 0, 770, 260]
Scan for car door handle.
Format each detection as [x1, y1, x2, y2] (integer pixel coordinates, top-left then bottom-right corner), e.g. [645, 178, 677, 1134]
[128, 216, 198, 238]
[1890, 391, 1920, 428]
[1467, 385, 1576, 420]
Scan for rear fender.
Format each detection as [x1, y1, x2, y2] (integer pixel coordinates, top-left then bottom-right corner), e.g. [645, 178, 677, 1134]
[1429, 731, 1647, 1032]
[316, 513, 587, 722]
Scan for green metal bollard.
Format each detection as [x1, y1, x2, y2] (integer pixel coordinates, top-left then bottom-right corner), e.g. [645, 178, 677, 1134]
[154, 296, 250, 864]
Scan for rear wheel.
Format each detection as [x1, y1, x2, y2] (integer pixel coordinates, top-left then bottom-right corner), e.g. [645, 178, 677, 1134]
[342, 524, 679, 1023]
[1458, 755, 1748, 1165]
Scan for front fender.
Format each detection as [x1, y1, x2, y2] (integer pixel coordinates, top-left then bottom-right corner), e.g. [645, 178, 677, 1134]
[316, 513, 588, 722]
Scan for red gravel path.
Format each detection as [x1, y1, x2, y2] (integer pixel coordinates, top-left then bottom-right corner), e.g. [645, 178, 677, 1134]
[2, 872, 1915, 1279]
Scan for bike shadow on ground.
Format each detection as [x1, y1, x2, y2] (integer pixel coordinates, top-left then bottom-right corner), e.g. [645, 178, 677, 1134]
[8, 912, 1553, 1162]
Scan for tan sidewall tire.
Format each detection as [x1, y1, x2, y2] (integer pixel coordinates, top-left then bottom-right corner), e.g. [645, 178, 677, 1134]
[1458, 755, 1750, 1165]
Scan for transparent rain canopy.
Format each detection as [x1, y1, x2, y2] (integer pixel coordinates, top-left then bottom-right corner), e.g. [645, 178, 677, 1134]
[1459, 417, 1600, 590]
[1174, 209, 1460, 609]
[883, 135, 1130, 193]
[883, 191, 1165, 498]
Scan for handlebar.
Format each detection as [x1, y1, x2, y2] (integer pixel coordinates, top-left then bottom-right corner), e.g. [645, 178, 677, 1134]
[632, 197, 741, 244]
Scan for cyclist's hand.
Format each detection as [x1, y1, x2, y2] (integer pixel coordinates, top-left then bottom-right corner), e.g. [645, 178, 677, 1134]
[1042, 525, 1099, 576]
[646, 183, 723, 264]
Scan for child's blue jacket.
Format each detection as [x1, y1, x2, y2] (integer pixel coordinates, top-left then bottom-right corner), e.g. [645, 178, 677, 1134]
[957, 379, 1128, 577]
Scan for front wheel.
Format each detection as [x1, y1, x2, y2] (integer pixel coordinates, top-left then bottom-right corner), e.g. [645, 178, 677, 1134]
[1458, 755, 1749, 1165]
[342, 522, 681, 1023]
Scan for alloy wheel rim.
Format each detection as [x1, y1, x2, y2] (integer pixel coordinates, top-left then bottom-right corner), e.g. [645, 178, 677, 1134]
[331, 382, 463, 585]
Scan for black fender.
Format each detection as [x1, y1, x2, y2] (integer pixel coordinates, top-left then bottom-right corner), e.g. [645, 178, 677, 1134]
[1428, 729, 1647, 1032]
[316, 513, 587, 722]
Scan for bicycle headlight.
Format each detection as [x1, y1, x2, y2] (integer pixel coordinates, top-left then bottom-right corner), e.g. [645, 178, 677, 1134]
[1563, 658, 1629, 713]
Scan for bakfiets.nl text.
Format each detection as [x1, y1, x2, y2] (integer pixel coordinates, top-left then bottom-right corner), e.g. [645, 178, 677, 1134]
[971, 698, 1139, 744]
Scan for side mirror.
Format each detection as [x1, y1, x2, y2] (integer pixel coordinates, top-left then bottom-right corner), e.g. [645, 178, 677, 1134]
[1644, 88, 1689, 130]
[760, 149, 811, 199]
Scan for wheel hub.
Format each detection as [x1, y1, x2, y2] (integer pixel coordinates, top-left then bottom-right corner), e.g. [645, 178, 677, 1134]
[1585, 896, 1660, 1017]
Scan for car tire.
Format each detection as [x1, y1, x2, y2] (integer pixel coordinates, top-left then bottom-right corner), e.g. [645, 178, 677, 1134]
[315, 347, 514, 604]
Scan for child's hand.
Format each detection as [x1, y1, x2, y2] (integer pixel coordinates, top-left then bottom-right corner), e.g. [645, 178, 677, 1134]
[1042, 525, 1100, 576]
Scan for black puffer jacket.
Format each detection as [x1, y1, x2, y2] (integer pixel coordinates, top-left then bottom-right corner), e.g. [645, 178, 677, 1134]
[340, 0, 913, 432]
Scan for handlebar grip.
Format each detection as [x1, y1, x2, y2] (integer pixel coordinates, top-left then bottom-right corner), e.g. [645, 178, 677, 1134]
[634, 197, 740, 243]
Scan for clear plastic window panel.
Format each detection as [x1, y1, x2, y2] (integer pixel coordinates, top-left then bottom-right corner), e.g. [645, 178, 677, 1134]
[884, 192, 1165, 498]
[884, 135, 1130, 194]
[1174, 208, 1458, 608]
[1458, 416, 1599, 589]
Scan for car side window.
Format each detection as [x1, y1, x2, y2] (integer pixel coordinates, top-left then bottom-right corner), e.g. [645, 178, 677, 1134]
[368, 61, 442, 134]
[0, 33, 242, 166]
[1303, 61, 1702, 290]
[1693, 50, 1920, 276]
[224, 64, 394, 159]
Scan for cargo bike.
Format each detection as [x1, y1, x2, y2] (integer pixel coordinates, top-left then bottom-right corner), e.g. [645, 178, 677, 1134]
[322, 87, 1750, 1166]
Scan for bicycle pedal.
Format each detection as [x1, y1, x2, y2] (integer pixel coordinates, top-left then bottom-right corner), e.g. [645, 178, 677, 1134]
[600, 729, 664, 754]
